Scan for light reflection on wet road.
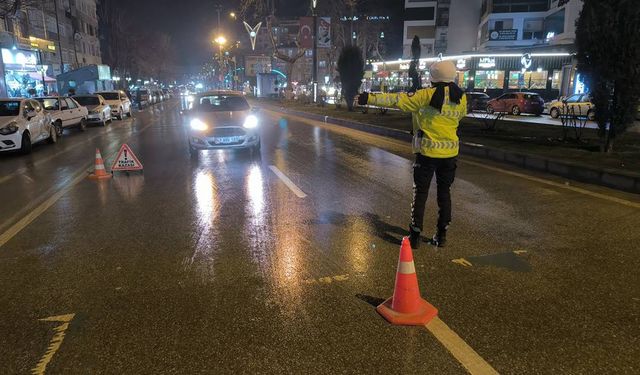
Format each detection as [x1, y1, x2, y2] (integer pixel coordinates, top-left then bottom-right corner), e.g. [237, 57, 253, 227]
[0, 100, 638, 374]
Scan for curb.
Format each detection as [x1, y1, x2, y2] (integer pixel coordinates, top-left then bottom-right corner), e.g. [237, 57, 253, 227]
[264, 103, 640, 194]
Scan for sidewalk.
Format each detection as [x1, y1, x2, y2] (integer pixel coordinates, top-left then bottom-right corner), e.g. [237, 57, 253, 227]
[258, 99, 640, 194]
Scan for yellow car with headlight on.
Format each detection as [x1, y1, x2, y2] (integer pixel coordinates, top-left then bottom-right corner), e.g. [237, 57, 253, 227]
[184, 91, 261, 155]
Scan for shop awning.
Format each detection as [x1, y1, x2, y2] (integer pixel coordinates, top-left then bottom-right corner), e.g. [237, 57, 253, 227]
[26, 72, 57, 83]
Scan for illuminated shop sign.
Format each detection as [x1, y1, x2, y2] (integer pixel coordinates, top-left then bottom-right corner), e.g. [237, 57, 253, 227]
[1, 48, 38, 67]
[478, 57, 496, 69]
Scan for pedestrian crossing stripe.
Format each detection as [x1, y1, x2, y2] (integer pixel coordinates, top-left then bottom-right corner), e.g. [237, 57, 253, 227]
[111, 144, 143, 171]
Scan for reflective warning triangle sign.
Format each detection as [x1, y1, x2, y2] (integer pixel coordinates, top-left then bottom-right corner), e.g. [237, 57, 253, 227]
[111, 144, 143, 171]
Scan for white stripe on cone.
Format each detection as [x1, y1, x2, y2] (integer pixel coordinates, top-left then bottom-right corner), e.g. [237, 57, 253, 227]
[397, 261, 416, 275]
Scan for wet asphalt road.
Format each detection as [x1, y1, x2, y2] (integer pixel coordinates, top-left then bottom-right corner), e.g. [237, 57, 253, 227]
[0, 99, 639, 374]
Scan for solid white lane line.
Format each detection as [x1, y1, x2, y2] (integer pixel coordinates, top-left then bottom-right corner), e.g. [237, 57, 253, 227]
[460, 159, 640, 209]
[0, 164, 90, 248]
[426, 317, 499, 375]
[268, 110, 639, 209]
[269, 165, 307, 198]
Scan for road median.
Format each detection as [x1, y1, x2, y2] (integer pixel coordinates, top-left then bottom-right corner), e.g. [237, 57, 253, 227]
[260, 100, 640, 194]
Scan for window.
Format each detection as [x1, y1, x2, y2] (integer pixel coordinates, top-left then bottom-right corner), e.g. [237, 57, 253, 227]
[474, 70, 505, 89]
[0, 101, 21, 117]
[195, 95, 249, 112]
[551, 70, 562, 89]
[37, 98, 59, 110]
[491, 19, 513, 31]
[46, 16, 57, 33]
[508, 71, 548, 89]
[523, 18, 544, 40]
[406, 25, 436, 39]
[66, 98, 78, 109]
[565, 94, 581, 103]
[545, 9, 565, 36]
[455, 71, 469, 89]
[30, 100, 42, 112]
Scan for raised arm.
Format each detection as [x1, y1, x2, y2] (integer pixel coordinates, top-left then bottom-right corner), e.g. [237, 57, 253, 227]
[367, 89, 432, 113]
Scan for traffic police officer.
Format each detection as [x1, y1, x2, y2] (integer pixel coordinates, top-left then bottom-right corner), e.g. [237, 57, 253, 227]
[358, 60, 467, 248]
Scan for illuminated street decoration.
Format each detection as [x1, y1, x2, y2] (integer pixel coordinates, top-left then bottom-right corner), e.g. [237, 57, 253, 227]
[243, 21, 262, 51]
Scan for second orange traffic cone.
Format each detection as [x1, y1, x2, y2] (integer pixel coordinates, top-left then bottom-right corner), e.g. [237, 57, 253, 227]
[88, 148, 112, 180]
[377, 237, 438, 325]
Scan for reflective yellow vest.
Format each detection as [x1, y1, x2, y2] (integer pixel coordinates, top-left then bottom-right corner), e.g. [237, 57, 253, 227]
[369, 87, 467, 158]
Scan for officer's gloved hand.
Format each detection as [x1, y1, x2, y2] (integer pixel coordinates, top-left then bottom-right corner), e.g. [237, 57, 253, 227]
[357, 92, 369, 106]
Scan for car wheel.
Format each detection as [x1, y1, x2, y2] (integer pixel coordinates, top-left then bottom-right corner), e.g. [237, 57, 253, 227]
[54, 120, 63, 137]
[78, 118, 87, 132]
[511, 106, 521, 116]
[48, 125, 58, 144]
[550, 108, 560, 119]
[587, 109, 595, 121]
[189, 145, 198, 158]
[20, 132, 32, 154]
[486, 104, 494, 114]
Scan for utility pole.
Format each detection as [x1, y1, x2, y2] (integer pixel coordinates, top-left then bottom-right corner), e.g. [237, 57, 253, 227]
[312, 1, 318, 103]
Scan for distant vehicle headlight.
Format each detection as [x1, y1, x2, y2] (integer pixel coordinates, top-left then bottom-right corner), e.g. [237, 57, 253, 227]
[0, 122, 19, 135]
[190, 118, 208, 131]
[243, 114, 258, 129]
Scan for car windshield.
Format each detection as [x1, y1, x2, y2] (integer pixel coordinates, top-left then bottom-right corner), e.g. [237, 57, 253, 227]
[75, 96, 100, 106]
[36, 98, 59, 110]
[195, 95, 249, 112]
[98, 92, 119, 100]
[0, 101, 21, 116]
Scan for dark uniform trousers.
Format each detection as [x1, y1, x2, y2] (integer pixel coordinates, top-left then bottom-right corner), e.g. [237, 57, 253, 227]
[410, 154, 457, 233]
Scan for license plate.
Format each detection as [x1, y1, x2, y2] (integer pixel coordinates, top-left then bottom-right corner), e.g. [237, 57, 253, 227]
[214, 136, 242, 144]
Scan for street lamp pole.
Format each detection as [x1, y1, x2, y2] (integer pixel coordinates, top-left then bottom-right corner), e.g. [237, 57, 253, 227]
[312, 0, 318, 103]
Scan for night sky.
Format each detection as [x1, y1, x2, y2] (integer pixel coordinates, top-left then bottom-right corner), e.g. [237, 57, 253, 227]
[127, 0, 309, 71]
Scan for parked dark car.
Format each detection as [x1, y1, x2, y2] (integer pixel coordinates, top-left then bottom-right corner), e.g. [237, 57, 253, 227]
[134, 89, 150, 109]
[486, 92, 544, 116]
[465, 92, 490, 113]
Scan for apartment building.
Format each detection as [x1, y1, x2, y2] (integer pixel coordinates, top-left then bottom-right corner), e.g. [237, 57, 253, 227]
[0, 0, 102, 97]
[478, 0, 582, 51]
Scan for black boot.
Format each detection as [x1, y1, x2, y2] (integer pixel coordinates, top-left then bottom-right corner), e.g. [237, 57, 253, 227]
[408, 226, 421, 250]
[431, 228, 447, 248]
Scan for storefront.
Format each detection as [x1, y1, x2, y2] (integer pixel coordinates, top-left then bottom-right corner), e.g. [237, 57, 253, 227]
[369, 52, 576, 101]
[0, 48, 57, 98]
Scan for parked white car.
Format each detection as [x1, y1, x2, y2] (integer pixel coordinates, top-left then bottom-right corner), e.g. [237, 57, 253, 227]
[95, 90, 132, 120]
[0, 98, 56, 154]
[74, 95, 112, 126]
[35, 96, 88, 135]
[548, 93, 596, 120]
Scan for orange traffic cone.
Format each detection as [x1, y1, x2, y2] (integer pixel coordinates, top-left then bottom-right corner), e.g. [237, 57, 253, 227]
[377, 237, 438, 325]
[88, 148, 112, 180]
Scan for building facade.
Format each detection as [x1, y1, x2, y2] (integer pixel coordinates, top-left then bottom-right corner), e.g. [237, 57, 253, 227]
[0, 0, 102, 98]
[403, 0, 483, 58]
[478, 0, 582, 51]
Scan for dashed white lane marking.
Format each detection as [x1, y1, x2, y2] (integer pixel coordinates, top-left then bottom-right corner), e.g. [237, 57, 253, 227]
[269, 165, 307, 198]
[426, 317, 499, 375]
[32, 313, 76, 375]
